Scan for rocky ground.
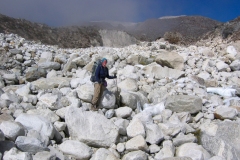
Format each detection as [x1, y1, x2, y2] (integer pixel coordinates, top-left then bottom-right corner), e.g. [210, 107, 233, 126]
[0, 33, 240, 160]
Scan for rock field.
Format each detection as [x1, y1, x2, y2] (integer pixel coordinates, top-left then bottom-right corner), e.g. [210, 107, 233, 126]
[0, 33, 240, 160]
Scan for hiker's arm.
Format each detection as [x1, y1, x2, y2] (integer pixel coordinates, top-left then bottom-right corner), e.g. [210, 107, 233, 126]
[95, 65, 101, 83]
[106, 68, 115, 79]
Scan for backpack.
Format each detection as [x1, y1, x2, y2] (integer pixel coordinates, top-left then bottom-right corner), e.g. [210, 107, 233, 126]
[90, 59, 102, 82]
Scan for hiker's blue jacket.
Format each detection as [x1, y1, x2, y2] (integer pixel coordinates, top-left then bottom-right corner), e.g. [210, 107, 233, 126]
[95, 64, 114, 83]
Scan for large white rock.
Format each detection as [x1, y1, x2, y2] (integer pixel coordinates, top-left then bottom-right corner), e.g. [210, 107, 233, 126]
[120, 91, 148, 110]
[100, 89, 116, 109]
[38, 93, 59, 110]
[0, 121, 25, 141]
[65, 107, 119, 147]
[142, 63, 185, 80]
[38, 62, 61, 70]
[118, 78, 138, 92]
[33, 151, 57, 160]
[115, 106, 132, 118]
[3, 147, 32, 160]
[15, 113, 55, 139]
[15, 83, 31, 97]
[122, 150, 147, 160]
[227, 46, 238, 57]
[90, 148, 119, 160]
[125, 135, 148, 152]
[126, 118, 145, 138]
[59, 140, 92, 160]
[15, 136, 48, 154]
[145, 123, 164, 145]
[155, 140, 175, 159]
[76, 84, 94, 103]
[214, 106, 237, 120]
[216, 61, 229, 72]
[155, 51, 184, 70]
[27, 108, 60, 123]
[230, 59, 240, 71]
[200, 121, 240, 160]
[176, 143, 211, 160]
[31, 77, 71, 89]
[114, 119, 129, 136]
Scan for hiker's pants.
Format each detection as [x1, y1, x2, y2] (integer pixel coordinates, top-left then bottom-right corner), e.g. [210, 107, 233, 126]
[92, 83, 105, 106]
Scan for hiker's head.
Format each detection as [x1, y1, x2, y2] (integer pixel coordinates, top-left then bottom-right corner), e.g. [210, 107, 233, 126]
[101, 58, 107, 67]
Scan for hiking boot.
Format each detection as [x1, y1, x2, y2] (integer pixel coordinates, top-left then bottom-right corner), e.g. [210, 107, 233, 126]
[91, 105, 98, 111]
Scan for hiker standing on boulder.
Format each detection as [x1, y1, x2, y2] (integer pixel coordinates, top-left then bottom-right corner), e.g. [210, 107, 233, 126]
[91, 58, 117, 111]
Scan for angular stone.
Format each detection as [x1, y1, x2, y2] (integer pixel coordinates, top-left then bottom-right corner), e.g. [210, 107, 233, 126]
[76, 84, 94, 103]
[125, 135, 148, 152]
[155, 51, 184, 70]
[25, 67, 47, 82]
[15, 113, 55, 139]
[145, 123, 164, 145]
[0, 121, 25, 141]
[173, 133, 197, 147]
[165, 95, 202, 114]
[115, 106, 132, 118]
[3, 147, 32, 160]
[59, 140, 92, 160]
[176, 143, 211, 160]
[15, 136, 49, 154]
[33, 151, 56, 160]
[122, 150, 147, 160]
[65, 107, 119, 147]
[27, 108, 60, 123]
[155, 140, 175, 159]
[0, 113, 14, 124]
[200, 121, 240, 160]
[118, 78, 138, 92]
[114, 118, 129, 136]
[91, 148, 119, 160]
[127, 118, 145, 138]
[214, 107, 237, 120]
[31, 77, 71, 90]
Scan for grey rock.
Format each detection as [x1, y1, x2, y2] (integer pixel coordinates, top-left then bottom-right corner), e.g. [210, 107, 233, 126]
[118, 78, 138, 92]
[25, 67, 47, 82]
[31, 77, 71, 90]
[143, 63, 185, 80]
[65, 106, 119, 147]
[0, 140, 16, 154]
[76, 84, 94, 103]
[90, 148, 119, 160]
[116, 143, 125, 153]
[114, 118, 129, 136]
[0, 113, 14, 124]
[9, 49, 22, 55]
[122, 150, 147, 160]
[27, 108, 60, 123]
[0, 121, 25, 141]
[176, 143, 211, 160]
[145, 123, 164, 145]
[155, 140, 175, 160]
[105, 109, 115, 119]
[149, 144, 160, 154]
[15, 136, 49, 154]
[216, 61, 229, 72]
[230, 59, 240, 71]
[200, 121, 240, 160]
[59, 140, 92, 160]
[127, 118, 145, 138]
[38, 62, 61, 70]
[165, 95, 202, 114]
[214, 107, 237, 120]
[33, 151, 56, 160]
[54, 121, 66, 132]
[125, 135, 148, 152]
[155, 51, 184, 70]
[115, 106, 132, 118]
[100, 89, 116, 109]
[3, 147, 32, 160]
[173, 133, 197, 147]
[0, 130, 4, 141]
[15, 113, 55, 139]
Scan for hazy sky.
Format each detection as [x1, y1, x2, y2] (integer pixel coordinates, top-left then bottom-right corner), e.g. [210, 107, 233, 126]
[0, 0, 239, 27]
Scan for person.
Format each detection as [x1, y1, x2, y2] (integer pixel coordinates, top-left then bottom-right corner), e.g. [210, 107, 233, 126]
[91, 58, 117, 111]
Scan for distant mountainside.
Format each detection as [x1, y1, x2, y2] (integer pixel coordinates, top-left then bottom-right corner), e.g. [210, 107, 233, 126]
[0, 13, 235, 48]
[88, 16, 222, 44]
[0, 14, 102, 48]
[203, 16, 240, 41]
